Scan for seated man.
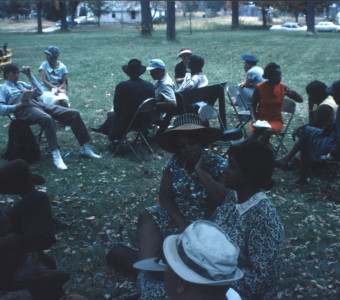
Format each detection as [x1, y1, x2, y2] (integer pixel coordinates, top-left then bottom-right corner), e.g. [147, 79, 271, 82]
[147, 59, 176, 138]
[90, 59, 155, 152]
[236, 54, 265, 111]
[134, 220, 243, 300]
[276, 80, 338, 170]
[0, 159, 69, 300]
[0, 64, 100, 170]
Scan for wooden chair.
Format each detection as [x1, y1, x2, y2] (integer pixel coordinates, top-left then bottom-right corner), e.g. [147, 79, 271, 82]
[175, 82, 227, 130]
[113, 98, 156, 161]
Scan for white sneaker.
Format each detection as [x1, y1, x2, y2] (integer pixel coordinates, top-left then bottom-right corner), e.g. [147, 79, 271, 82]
[65, 125, 71, 131]
[52, 149, 68, 170]
[79, 143, 101, 159]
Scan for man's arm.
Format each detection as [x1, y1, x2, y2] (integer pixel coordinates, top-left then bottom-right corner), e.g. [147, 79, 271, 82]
[285, 86, 303, 103]
[311, 104, 334, 129]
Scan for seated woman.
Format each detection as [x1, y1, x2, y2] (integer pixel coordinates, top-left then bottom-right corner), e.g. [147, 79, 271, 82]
[276, 80, 338, 170]
[291, 80, 340, 184]
[249, 62, 303, 143]
[0, 159, 69, 300]
[137, 114, 229, 260]
[212, 139, 284, 299]
[39, 46, 70, 108]
[174, 47, 192, 85]
[135, 139, 284, 299]
[177, 55, 209, 114]
[236, 54, 265, 111]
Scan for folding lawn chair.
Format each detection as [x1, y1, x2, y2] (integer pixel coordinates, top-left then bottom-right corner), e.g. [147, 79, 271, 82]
[270, 98, 296, 157]
[226, 85, 251, 136]
[113, 98, 156, 161]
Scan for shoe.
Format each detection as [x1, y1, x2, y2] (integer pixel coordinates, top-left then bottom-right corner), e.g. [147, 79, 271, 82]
[79, 143, 101, 158]
[52, 149, 68, 170]
[14, 252, 70, 286]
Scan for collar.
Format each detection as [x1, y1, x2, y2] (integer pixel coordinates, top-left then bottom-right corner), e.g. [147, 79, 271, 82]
[5, 80, 17, 87]
[236, 191, 267, 215]
[45, 61, 59, 73]
[158, 73, 168, 83]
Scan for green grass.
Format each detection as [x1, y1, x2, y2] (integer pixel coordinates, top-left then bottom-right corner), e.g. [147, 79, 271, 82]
[0, 25, 339, 299]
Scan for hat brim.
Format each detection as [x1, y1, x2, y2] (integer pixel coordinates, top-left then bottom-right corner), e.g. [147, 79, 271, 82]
[122, 65, 146, 77]
[133, 257, 166, 272]
[163, 235, 244, 286]
[157, 125, 223, 153]
[241, 54, 259, 63]
[177, 50, 192, 59]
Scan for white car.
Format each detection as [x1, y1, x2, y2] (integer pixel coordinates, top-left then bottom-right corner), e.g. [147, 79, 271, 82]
[270, 22, 307, 32]
[315, 22, 340, 32]
[74, 16, 87, 24]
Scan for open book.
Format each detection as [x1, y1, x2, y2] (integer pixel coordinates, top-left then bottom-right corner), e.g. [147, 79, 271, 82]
[252, 120, 272, 128]
[20, 89, 34, 103]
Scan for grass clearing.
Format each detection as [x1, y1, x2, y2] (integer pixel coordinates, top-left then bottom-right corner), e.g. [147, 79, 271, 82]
[0, 25, 339, 299]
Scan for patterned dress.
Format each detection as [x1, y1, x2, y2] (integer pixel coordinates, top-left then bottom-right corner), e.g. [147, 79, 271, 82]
[213, 191, 284, 300]
[146, 150, 227, 237]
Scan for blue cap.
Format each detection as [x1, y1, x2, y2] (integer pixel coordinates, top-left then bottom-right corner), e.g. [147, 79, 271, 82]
[146, 59, 165, 70]
[326, 80, 340, 97]
[44, 46, 60, 59]
[241, 54, 259, 63]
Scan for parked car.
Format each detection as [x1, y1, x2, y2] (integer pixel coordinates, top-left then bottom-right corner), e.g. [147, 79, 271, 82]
[315, 22, 340, 32]
[56, 17, 77, 27]
[269, 22, 307, 32]
[74, 16, 86, 24]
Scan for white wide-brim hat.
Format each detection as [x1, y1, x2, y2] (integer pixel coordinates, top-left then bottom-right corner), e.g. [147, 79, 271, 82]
[163, 221, 244, 286]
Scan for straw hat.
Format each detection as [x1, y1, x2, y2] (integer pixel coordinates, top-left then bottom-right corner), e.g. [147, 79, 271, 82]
[177, 47, 192, 59]
[157, 114, 223, 153]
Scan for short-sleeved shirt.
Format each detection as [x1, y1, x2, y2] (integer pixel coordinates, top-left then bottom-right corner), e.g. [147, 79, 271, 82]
[154, 73, 176, 102]
[177, 73, 208, 92]
[39, 61, 68, 92]
[246, 65, 265, 88]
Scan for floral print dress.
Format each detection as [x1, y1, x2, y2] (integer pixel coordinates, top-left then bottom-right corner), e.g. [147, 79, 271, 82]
[146, 149, 227, 237]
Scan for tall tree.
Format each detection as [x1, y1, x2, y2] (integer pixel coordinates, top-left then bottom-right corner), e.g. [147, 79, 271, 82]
[274, 1, 306, 23]
[36, 0, 42, 34]
[87, 1, 111, 27]
[59, 0, 67, 31]
[182, 1, 199, 34]
[306, 1, 315, 33]
[69, 0, 80, 25]
[141, 1, 152, 36]
[166, 1, 176, 41]
[231, 1, 239, 29]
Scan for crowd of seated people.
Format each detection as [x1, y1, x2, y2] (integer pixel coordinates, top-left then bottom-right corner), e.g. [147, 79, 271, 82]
[1, 44, 340, 300]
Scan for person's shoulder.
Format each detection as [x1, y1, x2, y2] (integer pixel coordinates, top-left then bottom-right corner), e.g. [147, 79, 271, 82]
[39, 61, 48, 70]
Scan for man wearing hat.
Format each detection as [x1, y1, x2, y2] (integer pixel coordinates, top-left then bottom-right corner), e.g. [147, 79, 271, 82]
[175, 47, 192, 85]
[147, 58, 176, 138]
[236, 54, 265, 111]
[134, 220, 243, 300]
[0, 63, 100, 170]
[90, 59, 154, 153]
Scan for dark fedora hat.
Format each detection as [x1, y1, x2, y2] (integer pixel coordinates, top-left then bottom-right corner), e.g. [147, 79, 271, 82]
[122, 59, 146, 77]
[0, 159, 45, 195]
[157, 114, 223, 153]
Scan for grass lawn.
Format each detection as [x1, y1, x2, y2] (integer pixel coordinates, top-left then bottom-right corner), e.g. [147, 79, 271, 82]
[0, 24, 339, 299]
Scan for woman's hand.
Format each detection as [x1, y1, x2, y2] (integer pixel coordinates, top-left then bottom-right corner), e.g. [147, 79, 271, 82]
[57, 87, 67, 95]
[195, 149, 207, 173]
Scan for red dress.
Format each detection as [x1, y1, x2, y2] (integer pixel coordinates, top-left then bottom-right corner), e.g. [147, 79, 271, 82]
[249, 81, 285, 133]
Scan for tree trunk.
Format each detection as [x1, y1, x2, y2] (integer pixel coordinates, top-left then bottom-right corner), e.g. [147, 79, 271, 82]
[166, 1, 176, 41]
[294, 12, 299, 23]
[70, 0, 79, 25]
[189, 11, 192, 34]
[326, 5, 330, 20]
[231, 1, 239, 29]
[261, 5, 267, 29]
[98, 12, 101, 27]
[306, 2, 315, 33]
[60, 0, 67, 31]
[141, 1, 152, 36]
[36, 0, 42, 34]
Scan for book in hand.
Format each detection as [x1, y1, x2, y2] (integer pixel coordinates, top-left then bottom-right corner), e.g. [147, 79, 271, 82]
[252, 120, 272, 128]
[20, 89, 34, 104]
